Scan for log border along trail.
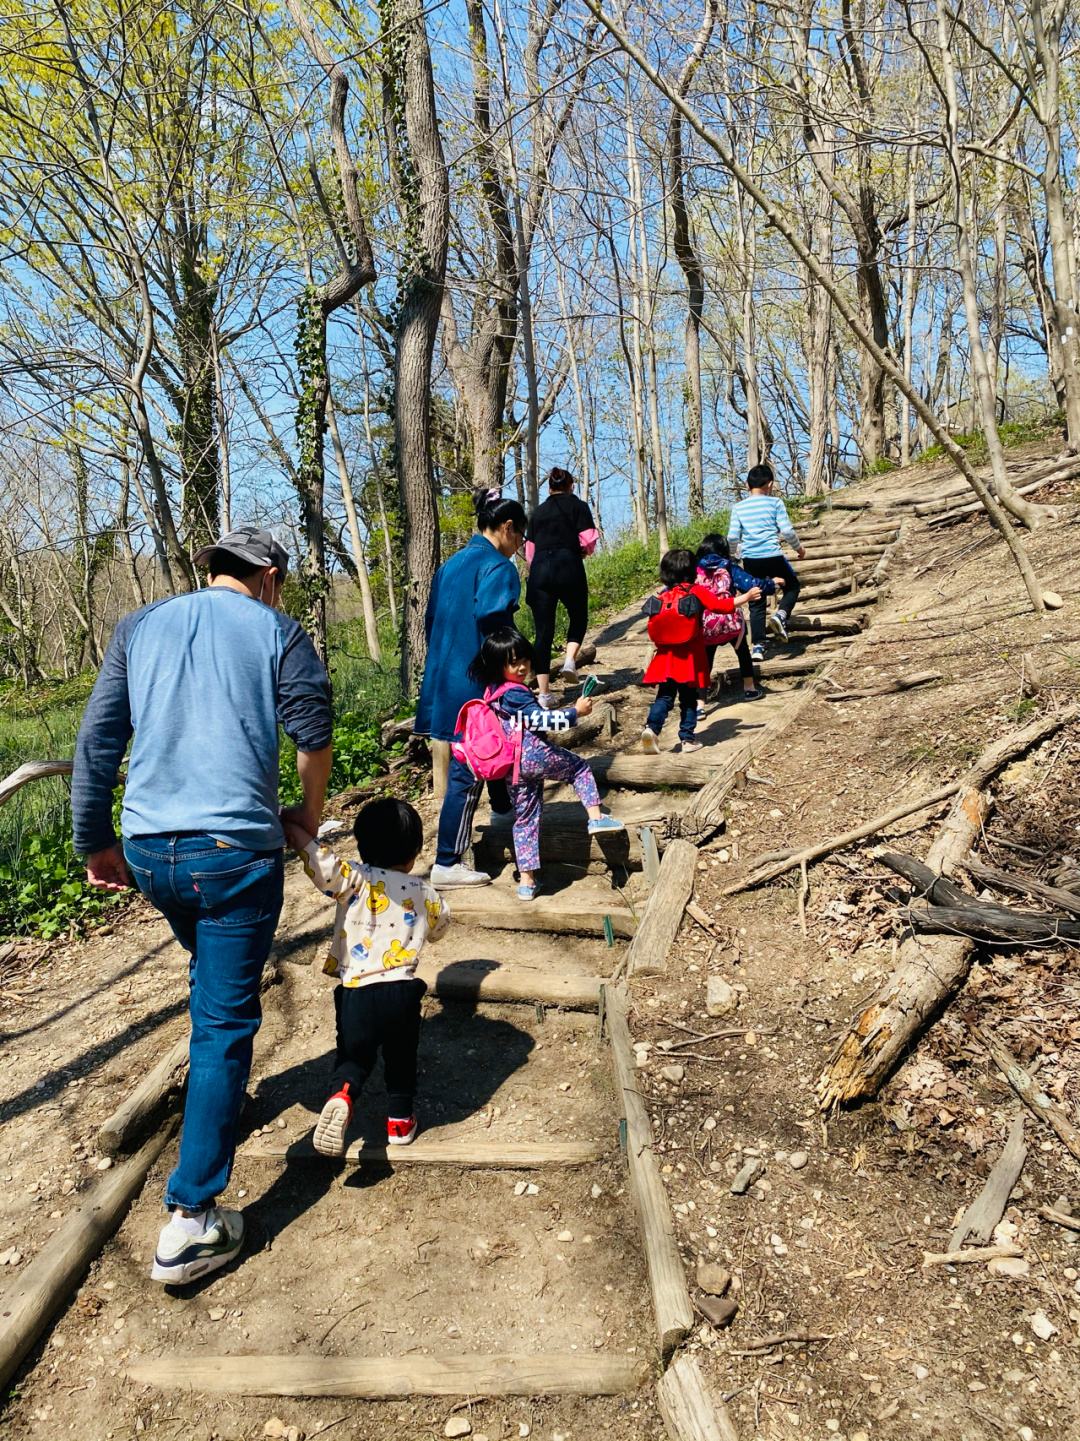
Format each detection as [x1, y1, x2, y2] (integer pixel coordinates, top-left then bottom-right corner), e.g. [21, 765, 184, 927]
[3, 461, 1057, 1441]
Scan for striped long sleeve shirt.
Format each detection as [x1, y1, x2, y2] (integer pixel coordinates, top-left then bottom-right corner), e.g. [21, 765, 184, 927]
[727, 494, 800, 560]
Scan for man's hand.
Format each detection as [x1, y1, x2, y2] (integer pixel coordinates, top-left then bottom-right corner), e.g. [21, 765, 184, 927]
[281, 817, 313, 853]
[796, 545, 806, 561]
[281, 804, 321, 843]
[86, 844, 132, 892]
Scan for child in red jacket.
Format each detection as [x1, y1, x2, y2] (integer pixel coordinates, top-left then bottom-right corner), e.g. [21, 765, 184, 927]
[640, 549, 735, 753]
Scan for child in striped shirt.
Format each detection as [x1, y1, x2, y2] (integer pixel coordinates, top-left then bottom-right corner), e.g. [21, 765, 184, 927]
[726, 461, 806, 660]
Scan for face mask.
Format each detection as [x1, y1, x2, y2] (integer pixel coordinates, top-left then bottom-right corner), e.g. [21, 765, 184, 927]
[257, 570, 280, 609]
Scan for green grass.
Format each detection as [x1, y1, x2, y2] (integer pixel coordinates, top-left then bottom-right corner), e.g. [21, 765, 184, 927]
[916, 412, 1063, 467]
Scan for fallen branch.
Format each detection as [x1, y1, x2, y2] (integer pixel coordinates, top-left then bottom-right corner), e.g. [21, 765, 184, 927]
[879, 852, 1080, 944]
[731, 1331, 833, 1355]
[921, 1242, 1023, 1269]
[973, 1027, 1080, 1166]
[948, 1113, 1026, 1250]
[962, 856, 1080, 919]
[824, 670, 942, 702]
[724, 784, 960, 895]
[1039, 1206, 1080, 1233]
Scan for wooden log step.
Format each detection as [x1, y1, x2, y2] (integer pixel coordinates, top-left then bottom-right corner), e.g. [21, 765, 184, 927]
[800, 578, 854, 600]
[127, 1351, 648, 1398]
[476, 819, 644, 871]
[787, 614, 865, 634]
[802, 590, 877, 614]
[240, 1135, 604, 1168]
[714, 650, 847, 684]
[97, 1035, 188, 1156]
[586, 754, 715, 789]
[799, 543, 889, 560]
[445, 891, 637, 938]
[658, 1352, 740, 1441]
[419, 955, 603, 1008]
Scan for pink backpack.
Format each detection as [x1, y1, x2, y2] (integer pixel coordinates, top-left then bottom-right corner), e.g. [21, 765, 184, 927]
[697, 565, 744, 645]
[451, 682, 522, 784]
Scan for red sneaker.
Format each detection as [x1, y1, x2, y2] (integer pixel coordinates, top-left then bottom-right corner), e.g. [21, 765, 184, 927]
[386, 1115, 418, 1146]
[313, 1084, 353, 1156]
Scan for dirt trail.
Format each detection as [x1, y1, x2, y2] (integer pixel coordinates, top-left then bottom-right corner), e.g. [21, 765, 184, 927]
[2, 454, 1077, 1441]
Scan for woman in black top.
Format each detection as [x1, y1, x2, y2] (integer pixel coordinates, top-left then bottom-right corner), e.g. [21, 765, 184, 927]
[525, 467, 599, 706]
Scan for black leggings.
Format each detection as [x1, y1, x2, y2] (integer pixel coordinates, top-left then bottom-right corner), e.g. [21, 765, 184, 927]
[528, 557, 589, 675]
[331, 978, 426, 1117]
[705, 633, 755, 682]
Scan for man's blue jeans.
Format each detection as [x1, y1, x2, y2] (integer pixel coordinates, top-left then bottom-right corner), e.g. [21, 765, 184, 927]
[123, 835, 284, 1212]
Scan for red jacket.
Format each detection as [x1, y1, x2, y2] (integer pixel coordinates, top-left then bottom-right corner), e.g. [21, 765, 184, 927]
[642, 583, 734, 688]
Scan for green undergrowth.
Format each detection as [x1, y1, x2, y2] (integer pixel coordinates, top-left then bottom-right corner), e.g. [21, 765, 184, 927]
[916, 413, 1063, 467]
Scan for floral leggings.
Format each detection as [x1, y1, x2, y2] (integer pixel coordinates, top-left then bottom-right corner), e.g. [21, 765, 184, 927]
[509, 729, 600, 872]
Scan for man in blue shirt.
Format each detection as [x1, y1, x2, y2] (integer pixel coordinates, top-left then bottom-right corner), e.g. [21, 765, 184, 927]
[726, 461, 806, 661]
[72, 527, 332, 1286]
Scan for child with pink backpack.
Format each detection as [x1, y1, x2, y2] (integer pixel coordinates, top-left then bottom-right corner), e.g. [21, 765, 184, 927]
[695, 534, 770, 702]
[460, 628, 624, 900]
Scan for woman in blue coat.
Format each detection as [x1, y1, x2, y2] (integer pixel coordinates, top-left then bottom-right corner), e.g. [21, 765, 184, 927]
[416, 489, 527, 887]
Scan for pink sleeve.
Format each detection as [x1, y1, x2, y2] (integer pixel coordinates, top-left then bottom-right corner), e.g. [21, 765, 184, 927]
[578, 528, 599, 556]
[525, 540, 536, 566]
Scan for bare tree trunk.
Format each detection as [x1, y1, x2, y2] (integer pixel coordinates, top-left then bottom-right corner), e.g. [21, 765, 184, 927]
[664, 0, 716, 518]
[326, 391, 381, 661]
[937, 7, 1045, 530]
[900, 151, 918, 466]
[381, 0, 448, 691]
[805, 119, 834, 494]
[733, 181, 765, 467]
[553, 244, 593, 504]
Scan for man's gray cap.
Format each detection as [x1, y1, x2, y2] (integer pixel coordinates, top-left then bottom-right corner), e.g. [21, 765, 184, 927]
[193, 526, 290, 575]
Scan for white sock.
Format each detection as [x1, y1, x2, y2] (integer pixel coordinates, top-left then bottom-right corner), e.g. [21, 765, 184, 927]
[170, 1208, 210, 1235]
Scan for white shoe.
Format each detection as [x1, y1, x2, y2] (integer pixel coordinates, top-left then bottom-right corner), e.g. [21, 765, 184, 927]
[430, 862, 492, 888]
[537, 692, 556, 710]
[559, 656, 578, 676]
[750, 643, 765, 663]
[151, 1207, 244, 1285]
[640, 727, 660, 755]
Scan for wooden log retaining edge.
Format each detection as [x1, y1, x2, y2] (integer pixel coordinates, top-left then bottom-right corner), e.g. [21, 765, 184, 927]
[445, 892, 636, 939]
[625, 839, 698, 977]
[658, 1352, 741, 1441]
[127, 1351, 647, 1397]
[97, 1034, 189, 1156]
[0, 1124, 175, 1392]
[604, 985, 694, 1356]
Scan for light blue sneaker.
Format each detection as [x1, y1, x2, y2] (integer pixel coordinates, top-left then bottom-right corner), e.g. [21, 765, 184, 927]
[587, 815, 625, 836]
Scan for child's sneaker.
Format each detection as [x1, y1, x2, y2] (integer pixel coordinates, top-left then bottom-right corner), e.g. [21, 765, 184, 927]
[640, 727, 659, 754]
[150, 1206, 244, 1285]
[387, 1115, 418, 1146]
[769, 610, 789, 641]
[750, 643, 765, 663]
[313, 1083, 353, 1157]
[587, 815, 625, 835]
[676, 740, 704, 753]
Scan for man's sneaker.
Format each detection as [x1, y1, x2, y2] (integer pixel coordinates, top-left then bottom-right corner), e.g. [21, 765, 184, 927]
[676, 740, 705, 753]
[750, 643, 765, 663]
[640, 727, 660, 754]
[313, 1083, 353, 1157]
[587, 815, 625, 835]
[387, 1115, 418, 1146]
[150, 1207, 244, 1285]
[769, 609, 789, 641]
[431, 862, 492, 888]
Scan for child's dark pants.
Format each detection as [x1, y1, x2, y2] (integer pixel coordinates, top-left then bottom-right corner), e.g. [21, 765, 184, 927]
[647, 681, 700, 742]
[740, 555, 801, 645]
[331, 978, 426, 1117]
